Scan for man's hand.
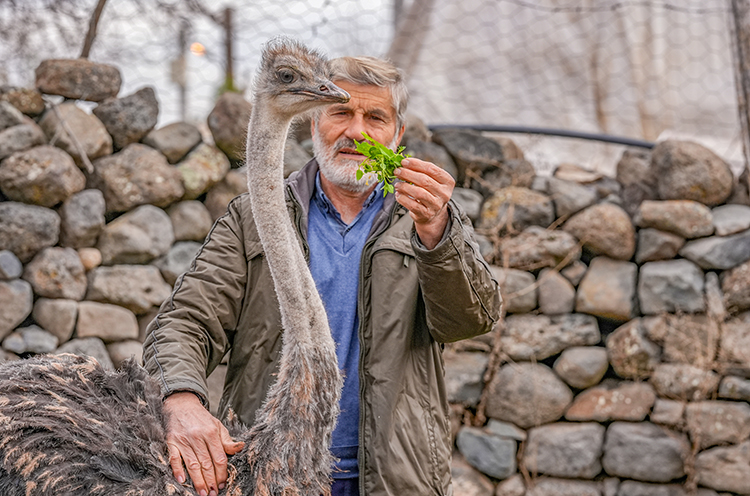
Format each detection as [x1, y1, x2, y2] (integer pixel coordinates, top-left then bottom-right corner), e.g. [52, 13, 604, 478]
[164, 392, 245, 496]
[394, 157, 455, 249]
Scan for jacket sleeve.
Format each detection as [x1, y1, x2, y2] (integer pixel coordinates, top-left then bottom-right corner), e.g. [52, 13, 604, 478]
[142, 196, 248, 404]
[411, 200, 502, 343]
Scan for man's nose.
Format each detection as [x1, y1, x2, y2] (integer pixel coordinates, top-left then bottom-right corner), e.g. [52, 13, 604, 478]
[343, 116, 367, 141]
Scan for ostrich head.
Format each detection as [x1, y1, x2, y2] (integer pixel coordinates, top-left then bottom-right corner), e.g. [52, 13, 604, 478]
[253, 37, 350, 119]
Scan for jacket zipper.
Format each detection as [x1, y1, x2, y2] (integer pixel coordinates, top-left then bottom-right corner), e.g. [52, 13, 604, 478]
[357, 203, 403, 495]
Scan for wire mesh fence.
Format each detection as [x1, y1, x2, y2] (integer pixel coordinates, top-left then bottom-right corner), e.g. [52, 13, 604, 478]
[0, 0, 744, 173]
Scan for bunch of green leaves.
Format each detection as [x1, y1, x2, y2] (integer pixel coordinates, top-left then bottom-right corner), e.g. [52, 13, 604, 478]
[355, 132, 410, 196]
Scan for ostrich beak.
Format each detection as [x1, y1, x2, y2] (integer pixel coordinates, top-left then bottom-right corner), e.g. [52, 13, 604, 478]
[298, 80, 350, 103]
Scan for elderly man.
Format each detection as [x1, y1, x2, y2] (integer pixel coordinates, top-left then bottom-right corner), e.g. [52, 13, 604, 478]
[143, 55, 501, 496]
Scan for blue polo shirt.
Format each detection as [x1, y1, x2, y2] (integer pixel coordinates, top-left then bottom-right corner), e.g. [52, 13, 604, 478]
[307, 173, 384, 479]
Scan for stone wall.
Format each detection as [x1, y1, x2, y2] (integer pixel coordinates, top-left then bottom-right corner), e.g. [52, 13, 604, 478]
[1, 59, 750, 496]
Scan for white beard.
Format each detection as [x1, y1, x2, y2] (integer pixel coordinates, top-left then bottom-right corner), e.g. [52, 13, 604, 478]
[312, 126, 398, 194]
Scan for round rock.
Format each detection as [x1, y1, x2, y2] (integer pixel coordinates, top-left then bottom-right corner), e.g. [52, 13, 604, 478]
[0, 279, 33, 339]
[651, 363, 720, 401]
[489, 267, 536, 313]
[485, 362, 573, 428]
[177, 143, 231, 200]
[634, 200, 714, 239]
[0, 87, 45, 117]
[524, 422, 604, 479]
[152, 241, 202, 286]
[23, 247, 87, 300]
[712, 204, 750, 236]
[32, 298, 77, 343]
[498, 226, 581, 271]
[538, 268, 576, 315]
[638, 259, 705, 315]
[167, 201, 213, 242]
[576, 256, 638, 321]
[696, 441, 750, 494]
[76, 301, 138, 343]
[565, 381, 656, 422]
[651, 139, 734, 206]
[106, 339, 144, 368]
[55, 337, 114, 370]
[35, 59, 121, 102]
[204, 168, 248, 220]
[685, 400, 750, 450]
[444, 350, 489, 407]
[635, 228, 685, 264]
[97, 204, 175, 265]
[93, 87, 159, 150]
[86, 264, 172, 315]
[480, 187, 554, 234]
[142, 121, 202, 164]
[553, 346, 608, 389]
[0, 101, 25, 132]
[500, 313, 600, 361]
[606, 319, 661, 379]
[0, 145, 85, 207]
[0, 250, 23, 280]
[563, 202, 635, 260]
[0, 202, 60, 263]
[207, 92, 252, 162]
[59, 189, 106, 248]
[0, 122, 47, 161]
[456, 426, 517, 480]
[38, 102, 112, 164]
[2, 325, 58, 354]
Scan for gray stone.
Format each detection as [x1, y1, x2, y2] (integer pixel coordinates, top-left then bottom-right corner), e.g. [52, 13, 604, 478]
[76, 301, 138, 343]
[86, 264, 172, 315]
[474, 234, 494, 262]
[2, 325, 58, 354]
[472, 159, 536, 197]
[719, 376, 750, 401]
[401, 113, 431, 146]
[501, 313, 600, 361]
[55, 337, 114, 370]
[489, 266, 537, 313]
[0, 250, 22, 280]
[563, 203, 636, 260]
[719, 312, 750, 364]
[606, 319, 661, 379]
[450, 456, 495, 496]
[651, 140, 734, 206]
[538, 268, 576, 315]
[0, 86, 45, 117]
[680, 229, 750, 270]
[23, 247, 87, 300]
[603, 422, 689, 482]
[167, 201, 213, 243]
[565, 381, 656, 422]
[0, 101, 25, 131]
[203, 167, 248, 220]
[456, 427, 516, 479]
[485, 362, 573, 428]
[152, 241, 202, 286]
[59, 189, 106, 248]
[685, 400, 750, 450]
[35, 59, 121, 102]
[494, 474, 526, 496]
[39, 102, 112, 164]
[405, 139, 459, 180]
[635, 228, 685, 264]
[713, 204, 750, 236]
[0, 122, 47, 160]
[106, 340, 144, 368]
[78, 247, 102, 272]
[554, 163, 603, 183]
[93, 87, 159, 150]
[638, 260, 705, 315]
[524, 422, 604, 479]
[651, 363, 720, 401]
[548, 177, 598, 217]
[142, 121, 202, 164]
[634, 200, 714, 239]
[32, 298, 77, 343]
[90, 143, 185, 213]
[479, 187, 554, 234]
[531, 175, 549, 193]
[576, 257, 637, 321]
[527, 478, 602, 496]
[97, 205, 175, 265]
[553, 346, 609, 389]
[178, 143, 231, 200]
[0, 280, 33, 339]
[650, 398, 686, 428]
[561, 260, 587, 286]
[451, 187, 483, 222]
[696, 441, 750, 494]
[283, 137, 312, 178]
[603, 478, 620, 496]
[443, 350, 488, 407]
[207, 92, 252, 162]
[722, 259, 750, 314]
[498, 225, 581, 271]
[618, 481, 719, 496]
[485, 419, 527, 441]
[0, 145, 85, 207]
[431, 128, 508, 179]
[0, 202, 60, 262]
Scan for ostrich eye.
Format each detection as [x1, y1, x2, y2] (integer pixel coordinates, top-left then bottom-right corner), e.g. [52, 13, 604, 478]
[278, 70, 295, 83]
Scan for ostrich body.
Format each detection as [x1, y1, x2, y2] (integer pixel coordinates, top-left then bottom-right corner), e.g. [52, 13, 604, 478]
[0, 39, 348, 496]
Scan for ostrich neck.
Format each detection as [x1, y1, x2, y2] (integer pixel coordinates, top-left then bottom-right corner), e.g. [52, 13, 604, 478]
[245, 101, 325, 347]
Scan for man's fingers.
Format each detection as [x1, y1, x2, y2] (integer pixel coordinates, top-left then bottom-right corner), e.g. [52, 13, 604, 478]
[220, 425, 245, 455]
[167, 441, 187, 485]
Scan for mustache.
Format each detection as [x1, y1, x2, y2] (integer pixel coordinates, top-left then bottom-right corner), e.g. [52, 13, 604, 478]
[332, 138, 358, 153]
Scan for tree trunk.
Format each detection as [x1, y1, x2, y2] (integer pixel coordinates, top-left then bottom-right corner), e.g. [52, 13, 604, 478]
[80, 0, 109, 59]
[731, 0, 750, 189]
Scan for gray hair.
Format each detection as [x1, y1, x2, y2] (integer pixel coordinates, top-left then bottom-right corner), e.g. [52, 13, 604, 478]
[325, 56, 408, 128]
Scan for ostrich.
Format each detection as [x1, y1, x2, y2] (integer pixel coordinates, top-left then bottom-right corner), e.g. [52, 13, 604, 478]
[0, 38, 348, 496]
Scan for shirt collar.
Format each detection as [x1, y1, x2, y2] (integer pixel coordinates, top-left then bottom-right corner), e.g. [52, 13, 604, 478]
[313, 172, 384, 227]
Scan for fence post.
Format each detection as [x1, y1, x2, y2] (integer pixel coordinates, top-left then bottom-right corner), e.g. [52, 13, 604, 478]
[731, 0, 750, 187]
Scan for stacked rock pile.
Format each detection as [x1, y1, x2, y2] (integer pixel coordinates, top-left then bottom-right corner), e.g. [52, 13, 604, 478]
[2, 58, 750, 496]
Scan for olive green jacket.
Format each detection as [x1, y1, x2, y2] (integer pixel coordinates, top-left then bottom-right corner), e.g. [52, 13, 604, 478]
[143, 160, 502, 496]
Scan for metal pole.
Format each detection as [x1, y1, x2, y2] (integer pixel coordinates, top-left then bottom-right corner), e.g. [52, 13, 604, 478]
[731, 0, 750, 186]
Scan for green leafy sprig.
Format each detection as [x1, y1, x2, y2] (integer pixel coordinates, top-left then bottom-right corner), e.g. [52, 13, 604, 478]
[355, 132, 410, 197]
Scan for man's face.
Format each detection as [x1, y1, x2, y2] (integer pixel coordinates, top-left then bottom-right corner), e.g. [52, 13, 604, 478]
[312, 81, 405, 193]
